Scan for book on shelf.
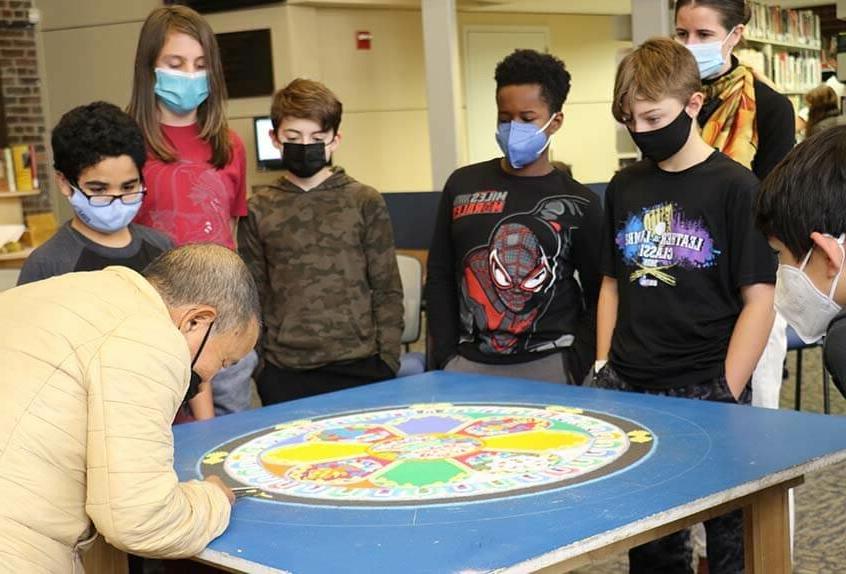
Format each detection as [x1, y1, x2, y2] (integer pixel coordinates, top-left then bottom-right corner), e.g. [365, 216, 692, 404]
[2, 148, 15, 193]
[737, 47, 822, 95]
[8, 144, 38, 193]
[0, 152, 9, 193]
[746, 1, 821, 48]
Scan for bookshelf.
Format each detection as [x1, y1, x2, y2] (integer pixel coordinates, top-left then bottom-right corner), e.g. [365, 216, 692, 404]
[746, 36, 821, 52]
[0, 189, 39, 199]
[0, 72, 34, 268]
[740, 3, 823, 109]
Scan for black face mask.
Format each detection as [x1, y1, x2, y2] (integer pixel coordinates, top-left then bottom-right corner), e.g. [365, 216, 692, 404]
[185, 321, 214, 402]
[282, 141, 327, 178]
[628, 109, 693, 163]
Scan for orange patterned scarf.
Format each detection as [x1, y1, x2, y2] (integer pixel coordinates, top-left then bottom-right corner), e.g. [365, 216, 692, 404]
[701, 64, 758, 169]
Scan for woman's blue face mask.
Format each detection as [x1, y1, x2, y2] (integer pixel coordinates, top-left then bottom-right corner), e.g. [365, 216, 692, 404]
[682, 26, 737, 80]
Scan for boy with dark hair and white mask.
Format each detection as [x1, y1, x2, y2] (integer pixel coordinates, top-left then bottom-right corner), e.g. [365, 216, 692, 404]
[756, 125, 846, 398]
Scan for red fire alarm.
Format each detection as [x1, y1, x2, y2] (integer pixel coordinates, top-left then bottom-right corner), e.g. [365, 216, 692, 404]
[356, 31, 372, 50]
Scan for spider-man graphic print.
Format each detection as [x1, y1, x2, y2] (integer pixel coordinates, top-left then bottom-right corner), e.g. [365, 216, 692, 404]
[460, 196, 589, 354]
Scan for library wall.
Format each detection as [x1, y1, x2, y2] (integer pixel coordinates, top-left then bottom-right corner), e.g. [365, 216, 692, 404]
[36, 1, 625, 211]
[0, 0, 51, 214]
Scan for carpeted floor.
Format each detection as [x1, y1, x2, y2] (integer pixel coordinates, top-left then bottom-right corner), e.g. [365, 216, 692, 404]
[572, 346, 846, 573]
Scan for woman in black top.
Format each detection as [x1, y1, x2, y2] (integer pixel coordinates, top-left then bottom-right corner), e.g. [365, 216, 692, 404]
[675, 0, 795, 180]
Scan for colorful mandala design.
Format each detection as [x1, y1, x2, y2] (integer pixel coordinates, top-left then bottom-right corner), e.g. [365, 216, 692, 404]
[200, 403, 655, 506]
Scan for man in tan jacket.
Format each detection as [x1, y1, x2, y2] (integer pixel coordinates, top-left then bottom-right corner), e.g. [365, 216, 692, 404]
[0, 244, 261, 573]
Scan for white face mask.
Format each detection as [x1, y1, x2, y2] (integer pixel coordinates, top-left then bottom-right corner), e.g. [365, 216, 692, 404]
[775, 233, 846, 344]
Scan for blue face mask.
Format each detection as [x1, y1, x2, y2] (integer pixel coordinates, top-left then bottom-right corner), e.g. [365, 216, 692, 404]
[684, 27, 736, 80]
[154, 68, 209, 115]
[69, 187, 142, 234]
[495, 114, 556, 170]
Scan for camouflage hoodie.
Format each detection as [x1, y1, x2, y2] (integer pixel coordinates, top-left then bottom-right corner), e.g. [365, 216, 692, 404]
[238, 168, 404, 372]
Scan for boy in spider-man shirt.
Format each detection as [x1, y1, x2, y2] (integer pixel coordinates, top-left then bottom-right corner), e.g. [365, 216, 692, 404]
[425, 49, 602, 384]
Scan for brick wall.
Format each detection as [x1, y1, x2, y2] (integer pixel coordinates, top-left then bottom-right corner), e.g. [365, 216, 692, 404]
[0, 0, 52, 214]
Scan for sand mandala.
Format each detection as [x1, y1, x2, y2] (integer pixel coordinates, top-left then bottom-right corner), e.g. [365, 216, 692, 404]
[200, 403, 655, 506]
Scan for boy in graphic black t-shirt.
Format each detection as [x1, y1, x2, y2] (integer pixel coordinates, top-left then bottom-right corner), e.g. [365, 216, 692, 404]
[595, 38, 776, 573]
[425, 49, 602, 384]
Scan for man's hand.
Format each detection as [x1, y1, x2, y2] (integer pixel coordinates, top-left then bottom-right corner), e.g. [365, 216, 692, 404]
[205, 475, 235, 505]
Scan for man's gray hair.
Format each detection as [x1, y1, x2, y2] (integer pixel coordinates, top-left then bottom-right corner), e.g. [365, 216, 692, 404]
[143, 244, 260, 333]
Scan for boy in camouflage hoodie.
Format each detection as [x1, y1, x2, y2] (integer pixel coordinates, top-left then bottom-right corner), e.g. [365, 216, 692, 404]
[239, 79, 404, 405]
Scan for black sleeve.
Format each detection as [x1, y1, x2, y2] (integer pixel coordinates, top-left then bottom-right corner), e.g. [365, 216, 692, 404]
[136, 225, 174, 252]
[727, 176, 777, 288]
[752, 83, 795, 180]
[824, 314, 846, 400]
[572, 188, 602, 318]
[424, 183, 460, 370]
[17, 255, 56, 285]
[599, 177, 618, 278]
[570, 187, 603, 382]
[16, 232, 76, 286]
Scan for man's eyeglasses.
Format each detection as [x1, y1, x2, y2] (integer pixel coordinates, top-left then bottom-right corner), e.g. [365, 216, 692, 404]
[72, 185, 147, 207]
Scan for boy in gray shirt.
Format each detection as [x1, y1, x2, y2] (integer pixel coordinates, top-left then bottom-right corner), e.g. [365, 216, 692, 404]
[18, 102, 172, 285]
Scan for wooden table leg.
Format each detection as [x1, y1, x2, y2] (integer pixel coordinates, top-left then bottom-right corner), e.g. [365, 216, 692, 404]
[744, 483, 792, 574]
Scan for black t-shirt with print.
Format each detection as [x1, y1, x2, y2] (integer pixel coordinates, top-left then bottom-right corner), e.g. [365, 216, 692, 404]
[601, 151, 776, 389]
[426, 158, 602, 374]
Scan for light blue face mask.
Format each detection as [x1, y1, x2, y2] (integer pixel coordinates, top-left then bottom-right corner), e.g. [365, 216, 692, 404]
[495, 114, 556, 170]
[154, 68, 209, 115]
[69, 187, 142, 234]
[684, 27, 737, 80]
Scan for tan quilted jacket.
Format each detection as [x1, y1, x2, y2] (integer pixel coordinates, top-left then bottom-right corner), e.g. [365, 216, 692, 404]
[0, 267, 230, 573]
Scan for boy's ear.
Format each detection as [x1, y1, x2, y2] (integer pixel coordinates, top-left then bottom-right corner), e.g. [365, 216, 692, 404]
[328, 131, 342, 151]
[546, 111, 564, 135]
[686, 92, 705, 118]
[810, 232, 845, 278]
[55, 171, 73, 199]
[269, 129, 282, 150]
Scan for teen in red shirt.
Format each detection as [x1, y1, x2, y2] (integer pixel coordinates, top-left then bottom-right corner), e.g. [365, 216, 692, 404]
[128, 5, 251, 422]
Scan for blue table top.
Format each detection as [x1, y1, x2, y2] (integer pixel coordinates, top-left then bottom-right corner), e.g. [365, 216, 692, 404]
[173, 372, 846, 573]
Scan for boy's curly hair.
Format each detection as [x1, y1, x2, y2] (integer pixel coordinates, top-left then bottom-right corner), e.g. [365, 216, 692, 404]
[495, 49, 571, 113]
[52, 101, 147, 183]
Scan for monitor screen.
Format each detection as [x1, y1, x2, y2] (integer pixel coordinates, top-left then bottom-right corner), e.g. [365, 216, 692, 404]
[254, 116, 283, 171]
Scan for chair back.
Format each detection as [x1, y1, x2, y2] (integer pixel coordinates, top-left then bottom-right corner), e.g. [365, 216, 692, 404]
[396, 254, 422, 344]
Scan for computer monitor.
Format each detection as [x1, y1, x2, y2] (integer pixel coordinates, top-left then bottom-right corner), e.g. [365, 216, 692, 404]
[254, 116, 283, 171]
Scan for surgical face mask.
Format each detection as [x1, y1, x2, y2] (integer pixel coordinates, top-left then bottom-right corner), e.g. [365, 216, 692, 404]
[495, 114, 556, 170]
[154, 68, 209, 115]
[281, 141, 328, 178]
[775, 234, 846, 344]
[684, 27, 737, 80]
[186, 321, 214, 402]
[628, 108, 693, 163]
[69, 186, 142, 233]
